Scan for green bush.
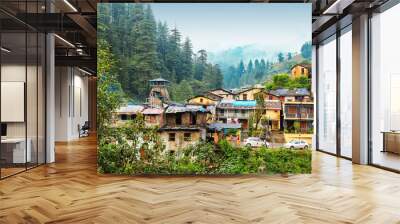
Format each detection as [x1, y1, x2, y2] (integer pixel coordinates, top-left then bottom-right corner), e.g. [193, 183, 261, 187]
[263, 148, 311, 174]
[98, 126, 312, 175]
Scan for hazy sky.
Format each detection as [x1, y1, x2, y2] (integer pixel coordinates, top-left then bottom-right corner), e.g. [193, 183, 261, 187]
[151, 4, 311, 53]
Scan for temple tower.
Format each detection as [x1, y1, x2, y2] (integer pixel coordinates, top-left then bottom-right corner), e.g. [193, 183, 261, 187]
[148, 78, 170, 107]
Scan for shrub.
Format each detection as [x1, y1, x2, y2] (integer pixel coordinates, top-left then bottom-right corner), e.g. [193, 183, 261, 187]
[263, 148, 311, 174]
[99, 128, 312, 175]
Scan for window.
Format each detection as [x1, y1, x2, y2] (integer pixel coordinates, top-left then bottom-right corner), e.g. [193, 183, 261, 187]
[131, 114, 136, 120]
[168, 133, 175, 141]
[318, 35, 337, 154]
[288, 107, 297, 114]
[301, 67, 305, 74]
[340, 27, 352, 158]
[200, 98, 204, 103]
[184, 133, 192, 141]
[121, 114, 128, 120]
[370, 5, 400, 171]
[0, 3, 46, 179]
[175, 113, 182, 125]
[243, 94, 247, 100]
[147, 115, 156, 123]
[190, 113, 196, 125]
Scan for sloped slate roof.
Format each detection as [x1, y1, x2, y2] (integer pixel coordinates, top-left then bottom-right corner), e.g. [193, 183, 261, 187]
[165, 105, 208, 113]
[142, 108, 163, 115]
[208, 123, 241, 131]
[159, 125, 203, 131]
[204, 92, 224, 100]
[269, 88, 310, 97]
[149, 77, 170, 82]
[235, 86, 264, 95]
[208, 88, 234, 94]
[291, 63, 311, 70]
[187, 94, 220, 102]
[116, 105, 144, 114]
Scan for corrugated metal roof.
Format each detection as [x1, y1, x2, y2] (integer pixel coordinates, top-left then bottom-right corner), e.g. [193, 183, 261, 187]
[217, 100, 257, 109]
[232, 100, 256, 107]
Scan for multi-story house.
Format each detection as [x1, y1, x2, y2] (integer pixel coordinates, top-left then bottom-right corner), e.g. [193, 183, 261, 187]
[187, 94, 221, 106]
[283, 101, 313, 132]
[235, 87, 265, 100]
[207, 88, 236, 100]
[276, 89, 314, 133]
[142, 108, 164, 127]
[264, 100, 282, 130]
[159, 104, 209, 152]
[113, 105, 145, 126]
[216, 99, 256, 129]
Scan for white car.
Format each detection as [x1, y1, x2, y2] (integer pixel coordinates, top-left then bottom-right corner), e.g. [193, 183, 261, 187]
[285, 140, 309, 149]
[244, 137, 270, 148]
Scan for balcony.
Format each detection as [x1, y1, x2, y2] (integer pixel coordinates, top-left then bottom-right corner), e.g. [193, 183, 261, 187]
[284, 113, 314, 120]
[217, 112, 250, 119]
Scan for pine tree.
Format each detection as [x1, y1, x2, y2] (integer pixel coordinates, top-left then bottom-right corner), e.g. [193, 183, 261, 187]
[156, 22, 172, 81]
[181, 37, 194, 81]
[166, 27, 182, 82]
[247, 60, 254, 74]
[301, 41, 312, 59]
[214, 64, 223, 89]
[130, 4, 160, 100]
[194, 49, 207, 80]
[260, 59, 266, 72]
[278, 52, 284, 63]
[237, 60, 245, 77]
[171, 80, 194, 102]
[287, 52, 293, 60]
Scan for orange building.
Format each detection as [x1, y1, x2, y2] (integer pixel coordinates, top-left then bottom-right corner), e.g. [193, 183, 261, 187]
[290, 64, 311, 78]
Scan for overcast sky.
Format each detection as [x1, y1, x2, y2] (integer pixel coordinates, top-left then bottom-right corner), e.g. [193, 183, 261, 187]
[151, 3, 311, 53]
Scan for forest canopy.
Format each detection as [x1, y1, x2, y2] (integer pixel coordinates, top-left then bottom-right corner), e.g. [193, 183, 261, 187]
[98, 4, 223, 103]
[98, 4, 312, 102]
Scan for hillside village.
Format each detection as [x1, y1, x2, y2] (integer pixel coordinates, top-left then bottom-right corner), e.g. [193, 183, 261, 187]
[113, 64, 313, 152]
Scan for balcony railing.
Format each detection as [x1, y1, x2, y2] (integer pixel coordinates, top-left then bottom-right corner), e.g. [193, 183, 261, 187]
[284, 113, 314, 119]
[217, 112, 250, 119]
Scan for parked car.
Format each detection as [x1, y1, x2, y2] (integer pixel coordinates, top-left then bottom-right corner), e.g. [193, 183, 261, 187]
[284, 140, 309, 149]
[244, 137, 270, 148]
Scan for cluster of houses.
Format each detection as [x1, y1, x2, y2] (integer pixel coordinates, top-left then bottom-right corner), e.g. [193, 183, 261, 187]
[113, 64, 313, 152]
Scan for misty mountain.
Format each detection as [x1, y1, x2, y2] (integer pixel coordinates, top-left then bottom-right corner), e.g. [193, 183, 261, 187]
[208, 45, 283, 67]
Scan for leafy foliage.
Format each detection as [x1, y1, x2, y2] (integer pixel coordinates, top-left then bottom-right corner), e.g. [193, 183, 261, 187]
[98, 114, 166, 174]
[97, 40, 124, 137]
[265, 73, 311, 90]
[98, 119, 312, 174]
[97, 3, 312, 176]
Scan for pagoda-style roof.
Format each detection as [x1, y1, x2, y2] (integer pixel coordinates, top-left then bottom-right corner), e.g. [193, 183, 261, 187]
[149, 78, 170, 83]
